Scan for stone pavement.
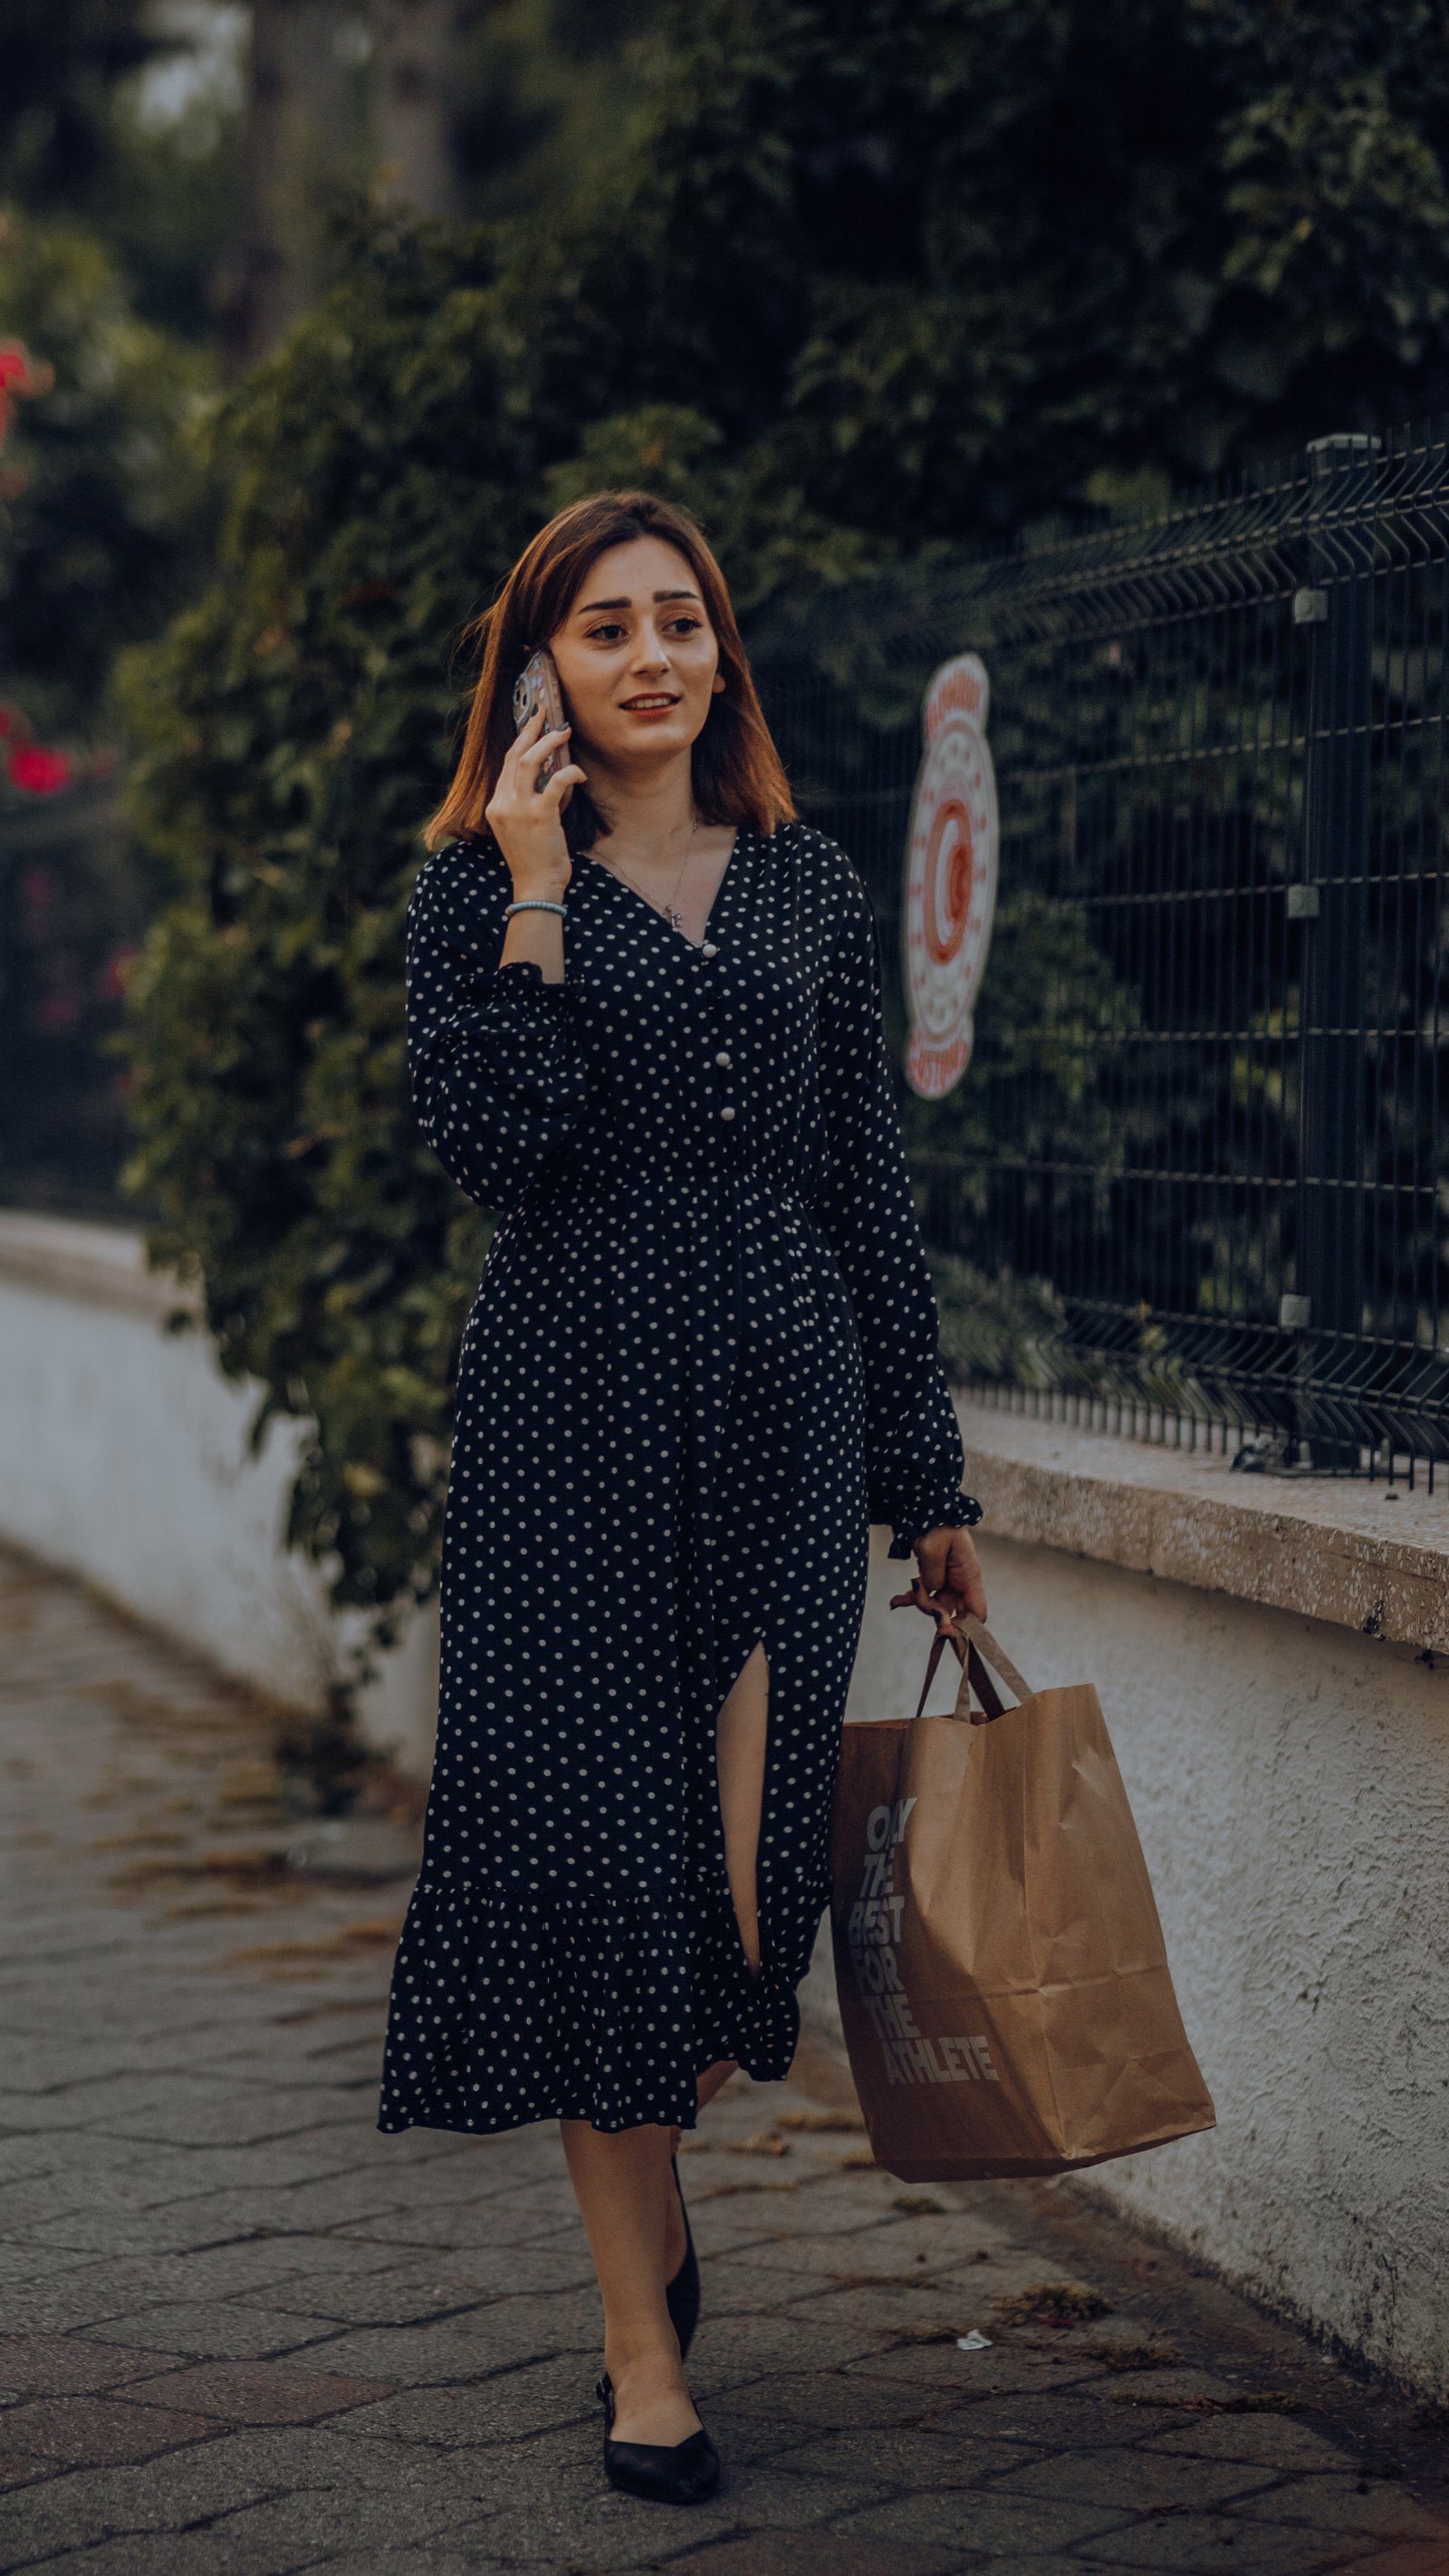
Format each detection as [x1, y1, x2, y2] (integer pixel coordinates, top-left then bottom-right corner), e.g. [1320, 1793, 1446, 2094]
[2, 1544, 1447, 2576]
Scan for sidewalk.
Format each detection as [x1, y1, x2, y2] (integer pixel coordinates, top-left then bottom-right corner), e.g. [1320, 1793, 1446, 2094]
[2, 1543, 1446, 2576]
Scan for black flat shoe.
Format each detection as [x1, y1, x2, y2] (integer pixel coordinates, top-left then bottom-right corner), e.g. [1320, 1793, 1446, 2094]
[597, 2371, 720, 2504]
[665, 2153, 701, 2361]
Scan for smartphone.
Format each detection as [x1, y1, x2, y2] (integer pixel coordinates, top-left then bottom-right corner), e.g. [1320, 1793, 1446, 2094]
[512, 648, 570, 791]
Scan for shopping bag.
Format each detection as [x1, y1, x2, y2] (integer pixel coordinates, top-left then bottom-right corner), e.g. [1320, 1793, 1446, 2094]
[829, 1614, 1215, 2181]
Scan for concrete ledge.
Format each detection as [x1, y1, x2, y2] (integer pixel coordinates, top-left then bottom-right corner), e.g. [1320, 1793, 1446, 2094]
[957, 1398, 1449, 1658]
[0, 1210, 198, 1322]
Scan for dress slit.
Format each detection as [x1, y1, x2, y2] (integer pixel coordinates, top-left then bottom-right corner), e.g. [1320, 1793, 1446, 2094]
[713, 1639, 771, 1979]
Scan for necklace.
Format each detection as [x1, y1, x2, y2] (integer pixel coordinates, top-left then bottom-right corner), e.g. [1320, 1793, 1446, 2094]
[597, 830, 696, 931]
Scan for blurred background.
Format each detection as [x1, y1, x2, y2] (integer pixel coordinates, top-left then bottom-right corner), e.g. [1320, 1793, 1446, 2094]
[5, 0, 1449, 1662]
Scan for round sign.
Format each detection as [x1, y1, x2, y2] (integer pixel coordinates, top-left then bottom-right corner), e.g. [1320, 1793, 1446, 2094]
[902, 653, 998, 1099]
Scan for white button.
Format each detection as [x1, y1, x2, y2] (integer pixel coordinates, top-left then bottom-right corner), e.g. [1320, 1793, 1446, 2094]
[715, 1052, 732, 1069]
[719, 1106, 735, 1123]
[702, 942, 718, 959]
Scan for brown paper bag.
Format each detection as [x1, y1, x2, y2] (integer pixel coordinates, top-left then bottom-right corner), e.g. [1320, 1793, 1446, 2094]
[830, 1615, 1215, 2181]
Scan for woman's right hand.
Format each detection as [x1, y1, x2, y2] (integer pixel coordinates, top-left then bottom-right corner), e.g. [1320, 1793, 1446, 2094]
[485, 708, 587, 899]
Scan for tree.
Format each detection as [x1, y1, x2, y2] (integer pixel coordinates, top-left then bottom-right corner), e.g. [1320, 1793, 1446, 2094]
[373, 0, 460, 218]
[1, 0, 243, 342]
[120, 0, 1449, 1642]
[0, 1, 166, 204]
[218, 2, 374, 367]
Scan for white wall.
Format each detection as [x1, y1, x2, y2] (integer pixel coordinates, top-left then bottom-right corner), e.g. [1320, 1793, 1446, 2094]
[828, 1527, 1449, 2401]
[0, 1256, 438, 1775]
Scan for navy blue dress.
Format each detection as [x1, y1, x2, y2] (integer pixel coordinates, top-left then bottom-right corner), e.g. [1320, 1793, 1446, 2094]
[379, 820, 969, 2137]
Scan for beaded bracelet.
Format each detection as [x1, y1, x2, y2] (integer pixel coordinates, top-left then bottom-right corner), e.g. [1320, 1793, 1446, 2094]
[504, 899, 567, 919]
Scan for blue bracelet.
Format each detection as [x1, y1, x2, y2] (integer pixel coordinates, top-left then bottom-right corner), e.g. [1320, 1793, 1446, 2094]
[504, 899, 567, 918]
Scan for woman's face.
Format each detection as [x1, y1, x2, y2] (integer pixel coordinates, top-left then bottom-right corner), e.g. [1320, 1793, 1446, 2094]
[548, 534, 725, 777]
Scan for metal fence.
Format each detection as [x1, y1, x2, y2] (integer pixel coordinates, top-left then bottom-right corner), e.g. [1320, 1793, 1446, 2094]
[755, 422, 1449, 1484]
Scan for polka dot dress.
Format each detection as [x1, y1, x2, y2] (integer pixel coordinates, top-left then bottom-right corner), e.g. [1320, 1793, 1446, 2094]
[378, 821, 972, 2139]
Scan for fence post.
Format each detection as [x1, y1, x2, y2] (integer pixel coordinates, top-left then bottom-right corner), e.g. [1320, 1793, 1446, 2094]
[1291, 433, 1378, 1468]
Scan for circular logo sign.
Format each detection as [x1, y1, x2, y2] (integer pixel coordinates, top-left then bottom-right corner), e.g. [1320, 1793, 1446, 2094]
[902, 653, 999, 1099]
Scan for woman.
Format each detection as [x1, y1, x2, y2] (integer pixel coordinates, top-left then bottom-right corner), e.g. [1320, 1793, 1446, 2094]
[379, 491, 985, 2504]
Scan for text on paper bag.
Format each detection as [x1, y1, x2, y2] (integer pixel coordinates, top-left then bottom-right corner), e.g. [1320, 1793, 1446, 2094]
[847, 1798, 1002, 2089]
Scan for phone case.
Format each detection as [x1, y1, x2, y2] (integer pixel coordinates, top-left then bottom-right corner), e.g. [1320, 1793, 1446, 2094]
[513, 650, 570, 789]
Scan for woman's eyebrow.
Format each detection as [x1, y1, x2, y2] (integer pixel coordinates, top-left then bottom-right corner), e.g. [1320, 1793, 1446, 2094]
[575, 588, 703, 614]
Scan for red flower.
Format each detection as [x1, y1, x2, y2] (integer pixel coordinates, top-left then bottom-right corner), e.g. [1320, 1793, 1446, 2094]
[100, 943, 140, 1000]
[7, 745, 71, 795]
[0, 340, 51, 444]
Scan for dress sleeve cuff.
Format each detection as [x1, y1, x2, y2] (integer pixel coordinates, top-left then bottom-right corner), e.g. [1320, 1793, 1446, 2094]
[887, 1493, 984, 1559]
[489, 958, 567, 1005]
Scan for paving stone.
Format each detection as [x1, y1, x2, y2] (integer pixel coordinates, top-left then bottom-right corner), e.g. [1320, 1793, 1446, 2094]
[0, 2246, 97, 2289]
[293, 2560, 510, 2576]
[838, 2492, 1134, 2553]
[705, 2370, 945, 2430]
[3, 2075, 324, 2150]
[972, 2562, 1154, 2576]
[153, 2419, 485, 2497]
[287, 2558, 511, 2576]
[440, 2485, 742, 2567]
[117, 2357, 393, 2424]
[1336, 2548, 1449, 2576]
[332, 2354, 600, 2448]
[921, 2391, 1184, 2453]
[988, 2447, 1280, 2512]
[767, 2423, 1040, 2486]
[1227, 2472, 1449, 2541]
[153, 2237, 404, 2300]
[1144, 2415, 1361, 2471]
[669, 2309, 887, 2389]
[842, 2342, 1098, 2398]
[149, 2483, 485, 2567]
[0, 2280, 204, 2340]
[228, 2252, 588, 2322]
[5, 1552, 1447, 2576]
[721, 2464, 897, 2525]
[86, 2303, 349, 2362]
[0, 2543, 265, 2576]
[0, 2424, 476, 2564]
[0, 2392, 216, 2482]
[669, 2393, 820, 2470]
[1072, 2514, 1364, 2570]
[294, 2309, 576, 2387]
[0, 2335, 166, 2398]
[667, 2538, 970, 2576]
[0, 2431, 282, 2555]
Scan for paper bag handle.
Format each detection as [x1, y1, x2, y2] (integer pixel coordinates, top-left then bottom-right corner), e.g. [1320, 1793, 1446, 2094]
[910, 1614, 1031, 1725]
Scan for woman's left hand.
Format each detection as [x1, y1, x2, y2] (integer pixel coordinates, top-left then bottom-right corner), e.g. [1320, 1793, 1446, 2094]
[896, 1526, 987, 1625]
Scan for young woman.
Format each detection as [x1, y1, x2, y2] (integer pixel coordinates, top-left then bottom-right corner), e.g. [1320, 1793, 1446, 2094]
[379, 491, 985, 2504]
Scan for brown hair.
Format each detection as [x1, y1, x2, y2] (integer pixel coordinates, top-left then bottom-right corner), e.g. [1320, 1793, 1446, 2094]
[425, 490, 795, 852]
